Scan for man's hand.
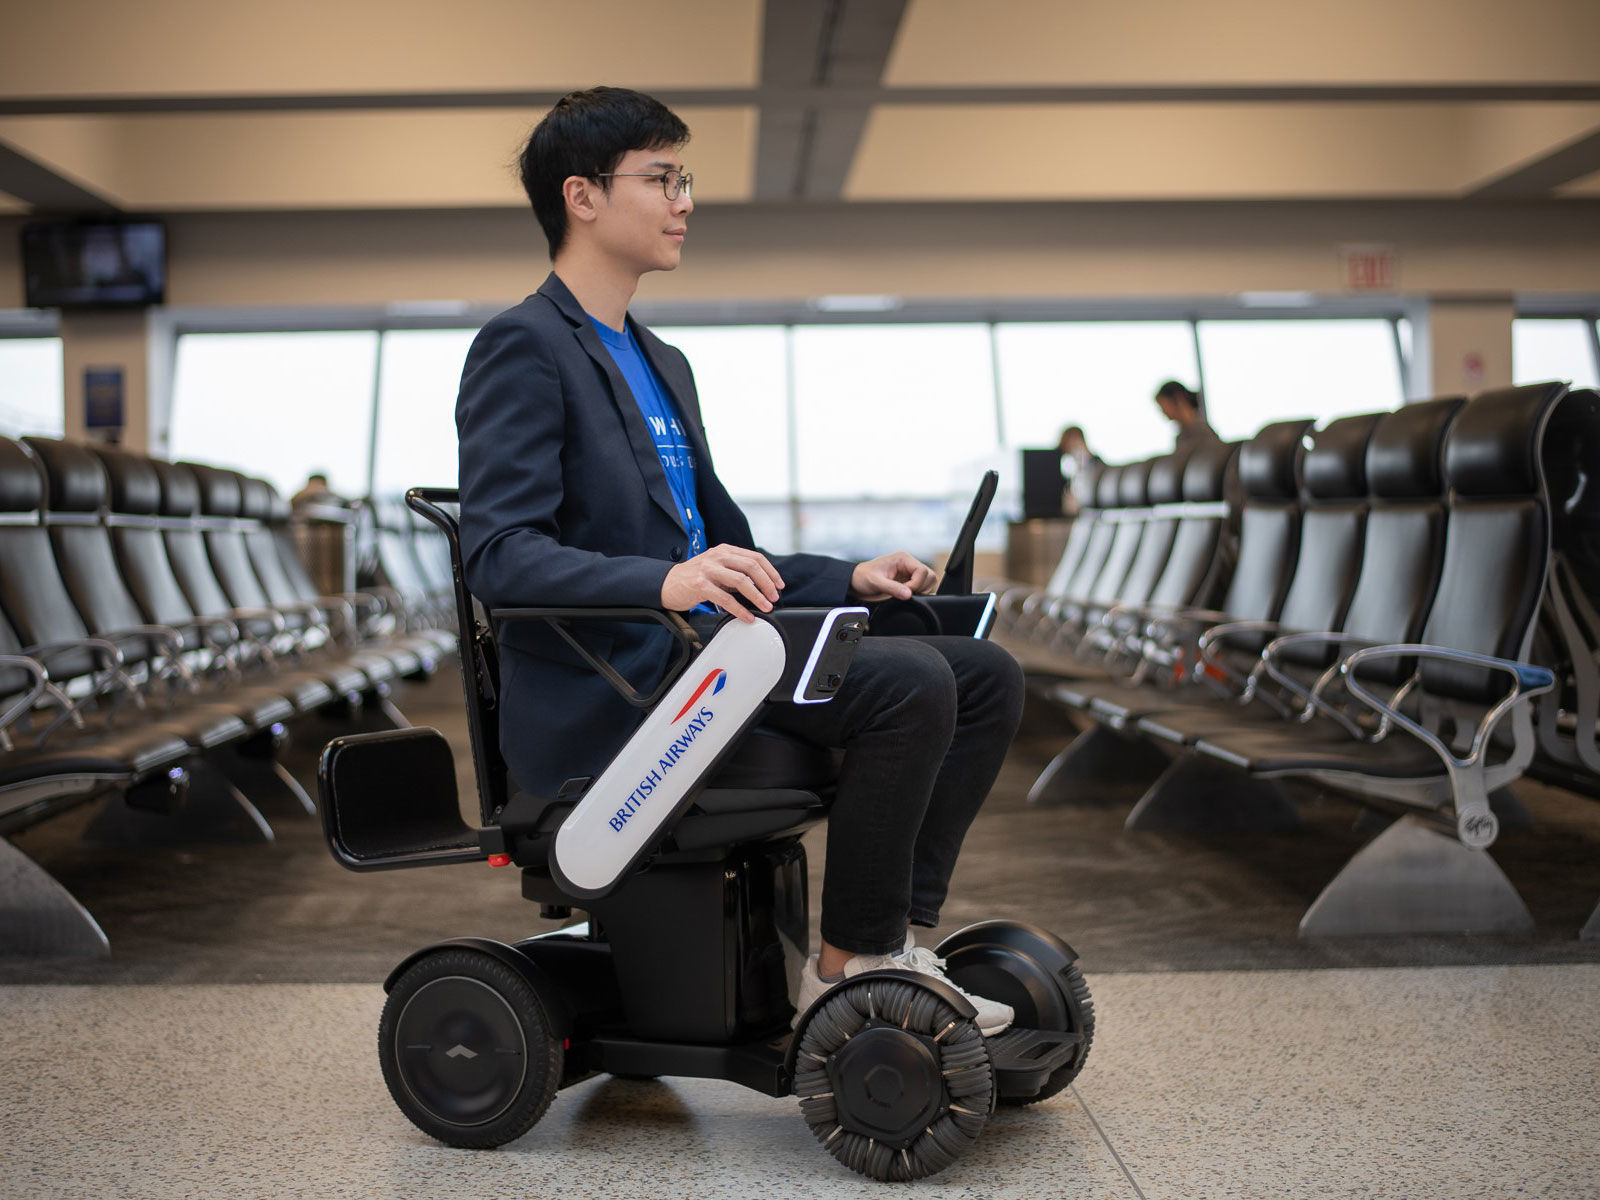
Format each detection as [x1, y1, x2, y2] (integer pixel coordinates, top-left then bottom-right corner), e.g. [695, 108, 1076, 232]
[850, 551, 937, 602]
[662, 544, 785, 622]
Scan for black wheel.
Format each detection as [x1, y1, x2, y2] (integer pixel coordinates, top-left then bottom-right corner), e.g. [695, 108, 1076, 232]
[936, 920, 1095, 1105]
[793, 974, 994, 1181]
[379, 948, 564, 1148]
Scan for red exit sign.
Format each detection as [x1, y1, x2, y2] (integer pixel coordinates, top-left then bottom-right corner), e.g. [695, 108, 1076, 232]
[1339, 244, 1398, 291]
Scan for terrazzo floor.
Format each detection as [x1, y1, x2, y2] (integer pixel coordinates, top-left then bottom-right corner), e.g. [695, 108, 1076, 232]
[2, 964, 1595, 1199]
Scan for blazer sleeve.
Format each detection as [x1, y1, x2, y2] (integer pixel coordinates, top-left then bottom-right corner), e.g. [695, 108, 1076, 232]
[456, 313, 674, 611]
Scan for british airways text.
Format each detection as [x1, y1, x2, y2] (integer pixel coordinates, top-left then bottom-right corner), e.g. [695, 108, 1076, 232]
[608, 706, 716, 832]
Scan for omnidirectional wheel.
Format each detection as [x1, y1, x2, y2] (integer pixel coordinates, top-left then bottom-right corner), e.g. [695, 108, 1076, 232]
[792, 973, 995, 1181]
[936, 920, 1095, 1104]
[379, 947, 564, 1148]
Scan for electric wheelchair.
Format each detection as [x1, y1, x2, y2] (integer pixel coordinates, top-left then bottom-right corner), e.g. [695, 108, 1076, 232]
[318, 475, 1095, 1182]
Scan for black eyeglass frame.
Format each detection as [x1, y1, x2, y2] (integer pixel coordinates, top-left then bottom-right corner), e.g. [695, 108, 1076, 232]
[590, 169, 693, 201]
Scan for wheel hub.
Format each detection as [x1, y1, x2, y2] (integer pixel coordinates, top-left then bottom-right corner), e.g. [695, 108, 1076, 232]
[828, 1024, 944, 1147]
[393, 976, 528, 1127]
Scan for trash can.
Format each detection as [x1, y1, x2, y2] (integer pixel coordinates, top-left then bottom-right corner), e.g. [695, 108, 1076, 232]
[291, 507, 355, 595]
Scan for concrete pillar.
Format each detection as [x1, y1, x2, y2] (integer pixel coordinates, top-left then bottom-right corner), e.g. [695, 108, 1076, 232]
[59, 309, 151, 449]
[1423, 297, 1515, 397]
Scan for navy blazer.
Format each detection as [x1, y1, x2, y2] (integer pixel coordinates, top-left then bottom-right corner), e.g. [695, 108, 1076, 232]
[456, 273, 854, 798]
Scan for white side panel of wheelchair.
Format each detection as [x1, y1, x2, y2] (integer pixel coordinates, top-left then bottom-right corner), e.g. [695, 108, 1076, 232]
[551, 618, 788, 896]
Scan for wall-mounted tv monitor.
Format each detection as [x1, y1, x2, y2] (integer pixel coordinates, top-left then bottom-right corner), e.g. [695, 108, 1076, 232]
[21, 218, 167, 309]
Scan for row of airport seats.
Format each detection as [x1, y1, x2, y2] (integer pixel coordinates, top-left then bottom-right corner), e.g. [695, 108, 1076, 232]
[991, 381, 1600, 940]
[0, 437, 459, 957]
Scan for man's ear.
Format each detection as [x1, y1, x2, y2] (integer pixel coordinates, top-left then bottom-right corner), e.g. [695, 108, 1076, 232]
[563, 175, 601, 226]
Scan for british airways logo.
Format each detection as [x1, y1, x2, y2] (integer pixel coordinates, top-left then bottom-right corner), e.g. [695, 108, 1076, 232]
[673, 668, 727, 722]
[608, 669, 729, 834]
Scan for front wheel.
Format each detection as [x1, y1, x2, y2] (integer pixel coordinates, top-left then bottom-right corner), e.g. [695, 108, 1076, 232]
[793, 973, 995, 1181]
[379, 947, 564, 1147]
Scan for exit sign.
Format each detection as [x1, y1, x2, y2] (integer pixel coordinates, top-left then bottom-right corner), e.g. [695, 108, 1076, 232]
[1339, 244, 1398, 291]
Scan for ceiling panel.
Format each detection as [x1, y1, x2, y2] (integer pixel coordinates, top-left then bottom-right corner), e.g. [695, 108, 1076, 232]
[0, 0, 760, 98]
[1561, 169, 1600, 195]
[0, 108, 755, 210]
[888, 0, 1600, 87]
[848, 105, 1487, 200]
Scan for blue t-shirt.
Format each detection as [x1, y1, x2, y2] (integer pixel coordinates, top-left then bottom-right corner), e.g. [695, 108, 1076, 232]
[589, 317, 708, 559]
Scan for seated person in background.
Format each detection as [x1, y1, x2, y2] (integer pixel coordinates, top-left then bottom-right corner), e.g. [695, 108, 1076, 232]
[454, 86, 1024, 1034]
[1155, 380, 1219, 448]
[1056, 425, 1101, 516]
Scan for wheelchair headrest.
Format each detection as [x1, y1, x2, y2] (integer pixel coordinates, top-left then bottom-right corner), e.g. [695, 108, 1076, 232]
[0, 436, 43, 513]
[1118, 458, 1153, 507]
[1239, 418, 1315, 501]
[23, 437, 108, 513]
[1301, 413, 1380, 501]
[1182, 439, 1236, 503]
[183, 462, 244, 517]
[1094, 464, 1123, 509]
[1145, 449, 1190, 506]
[1366, 396, 1466, 499]
[1445, 382, 1569, 499]
[152, 460, 200, 517]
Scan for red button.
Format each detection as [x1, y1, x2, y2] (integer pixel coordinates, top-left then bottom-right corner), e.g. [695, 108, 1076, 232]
[487, 853, 512, 868]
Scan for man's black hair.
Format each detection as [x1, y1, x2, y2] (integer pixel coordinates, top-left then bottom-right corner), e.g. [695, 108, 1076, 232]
[1155, 380, 1200, 410]
[518, 86, 690, 259]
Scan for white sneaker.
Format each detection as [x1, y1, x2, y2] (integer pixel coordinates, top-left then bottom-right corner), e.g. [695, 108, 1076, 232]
[896, 931, 1014, 1037]
[793, 933, 1014, 1037]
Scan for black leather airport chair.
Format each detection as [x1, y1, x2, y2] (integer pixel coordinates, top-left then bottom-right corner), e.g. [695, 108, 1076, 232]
[998, 459, 1104, 636]
[1182, 384, 1569, 934]
[236, 476, 448, 673]
[157, 460, 409, 693]
[1023, 419, 1311, 806]
[1030, 464, 1126, 641]
[1060, 417, 1315, 725]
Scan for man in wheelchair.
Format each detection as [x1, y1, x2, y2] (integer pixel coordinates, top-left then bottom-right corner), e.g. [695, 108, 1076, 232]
[456, 85, 1024, 1037]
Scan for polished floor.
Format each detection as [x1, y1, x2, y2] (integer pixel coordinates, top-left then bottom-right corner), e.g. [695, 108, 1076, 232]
[2, 965, 1596, 1199]
[2, 669, 1598, 1197]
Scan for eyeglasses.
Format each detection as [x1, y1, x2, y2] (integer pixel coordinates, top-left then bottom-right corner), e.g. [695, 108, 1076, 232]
[592, 168, 693, 201]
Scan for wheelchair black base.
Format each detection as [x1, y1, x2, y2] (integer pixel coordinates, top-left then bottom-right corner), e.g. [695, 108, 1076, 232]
[375, 839, 1094, 1180]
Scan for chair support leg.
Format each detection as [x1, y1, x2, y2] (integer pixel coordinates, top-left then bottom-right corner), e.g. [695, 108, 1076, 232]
[1026, 723, 1170, 806]
[0, 837, 109, 958]
[1124, 753, 1301, 833]
[1299, 815, 1533, 936]
[1582, 898, 1600, 942]
[212, 746, 316, 817]
[82, 762, 274, 848]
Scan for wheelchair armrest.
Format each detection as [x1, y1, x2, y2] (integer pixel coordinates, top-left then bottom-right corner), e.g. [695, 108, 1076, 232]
[490, 606, 701, 709]
[868, 592, 996, 640]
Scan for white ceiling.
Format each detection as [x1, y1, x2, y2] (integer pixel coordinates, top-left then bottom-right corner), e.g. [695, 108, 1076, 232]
[0, 0, 1597, 213]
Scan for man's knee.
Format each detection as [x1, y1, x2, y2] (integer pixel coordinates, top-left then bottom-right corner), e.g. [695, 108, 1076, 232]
[863, 640, 958, 734]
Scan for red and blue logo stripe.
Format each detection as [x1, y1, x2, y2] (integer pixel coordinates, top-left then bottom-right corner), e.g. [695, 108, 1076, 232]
[673, 668, 727, 722]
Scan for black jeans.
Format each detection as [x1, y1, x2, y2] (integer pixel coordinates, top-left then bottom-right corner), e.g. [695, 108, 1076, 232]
[762, 635, 1025, 956]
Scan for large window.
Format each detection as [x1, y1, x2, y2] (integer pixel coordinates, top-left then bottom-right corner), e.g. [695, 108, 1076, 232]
[995, 322, 1195, 463]
[1196, 320, 1405, 440]
[0, 337, 65, 438]
[371, 329, 476, 495]
[1513, 318, 1600, 390]
[164, 313, 1414, 556]
[170, 331, 378, 499]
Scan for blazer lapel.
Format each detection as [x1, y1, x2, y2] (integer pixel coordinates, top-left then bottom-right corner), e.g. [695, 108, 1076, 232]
[538, 275, 683, 530]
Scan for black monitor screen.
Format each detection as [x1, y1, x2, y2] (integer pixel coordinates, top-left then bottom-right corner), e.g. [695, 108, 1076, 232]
[21, 219, 167, 308]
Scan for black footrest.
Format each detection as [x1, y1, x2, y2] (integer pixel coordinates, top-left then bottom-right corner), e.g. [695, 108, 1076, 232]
[988, 1027, 1080, 1098]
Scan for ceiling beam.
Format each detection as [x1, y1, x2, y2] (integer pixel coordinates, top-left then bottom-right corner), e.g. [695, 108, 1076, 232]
[753, 0, 908, 201]
[0, 139, 118, 212]
[1468, 126, 1600, 197]
[5, 83, 1600, 117]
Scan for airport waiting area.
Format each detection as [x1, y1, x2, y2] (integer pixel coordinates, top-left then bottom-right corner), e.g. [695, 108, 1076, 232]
[5, 4, 1600, 1197]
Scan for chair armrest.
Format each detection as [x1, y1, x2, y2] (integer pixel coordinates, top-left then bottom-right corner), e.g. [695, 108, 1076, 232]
[0, 653, 65, 736]
[1259, 630, 1379, 736]
[1340, 644, 1556, 847]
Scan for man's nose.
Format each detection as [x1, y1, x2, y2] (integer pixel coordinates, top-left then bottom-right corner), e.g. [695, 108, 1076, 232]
[675, 190, 694, 216]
